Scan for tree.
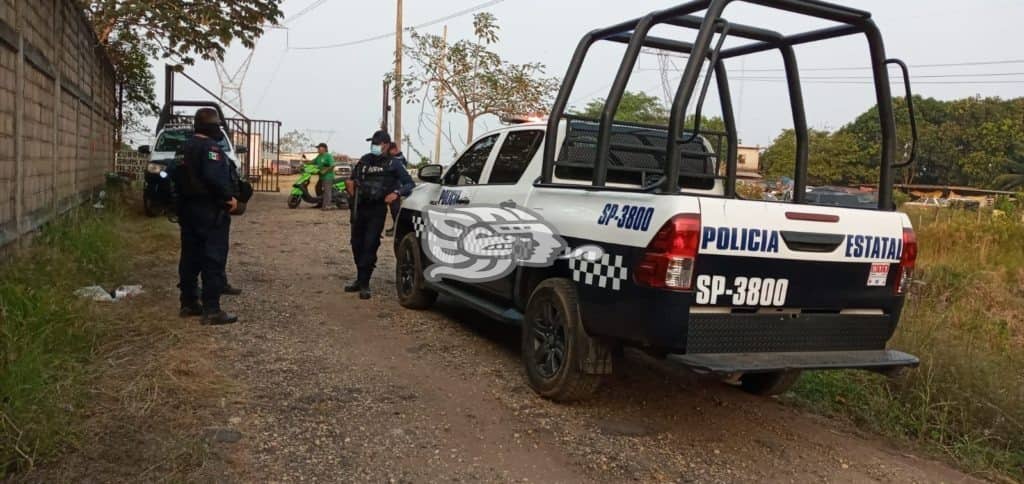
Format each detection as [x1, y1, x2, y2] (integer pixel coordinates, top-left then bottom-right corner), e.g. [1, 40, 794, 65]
[761, 128, 868, 186]
[77, 1, 284, 139]
[994, 149, 1024, 190]
[576, 91, 668, 125]
[573, 91, 727, 134]
[279, 130, 312, 154]
[402, 13, 559, 142]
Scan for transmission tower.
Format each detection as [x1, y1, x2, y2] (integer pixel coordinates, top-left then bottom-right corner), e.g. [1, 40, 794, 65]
[214, 51, 256, 114]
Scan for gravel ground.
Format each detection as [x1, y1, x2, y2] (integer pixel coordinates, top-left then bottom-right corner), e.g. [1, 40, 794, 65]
[186, 192, 976, 483]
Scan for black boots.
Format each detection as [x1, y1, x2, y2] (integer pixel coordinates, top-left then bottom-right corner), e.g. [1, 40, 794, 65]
[344, 281, 362, 293]
[222, 285, 242, 296]
[180, 302, 204, 318]
[201, 310, 239, 325]
[344, 280, 372, 299]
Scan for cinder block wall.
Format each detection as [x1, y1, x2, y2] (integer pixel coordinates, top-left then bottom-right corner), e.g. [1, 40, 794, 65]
[0, 0, 116, 249]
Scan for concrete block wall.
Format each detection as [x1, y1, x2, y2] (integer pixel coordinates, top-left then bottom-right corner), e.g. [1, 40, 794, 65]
[0, 0, 116, 248]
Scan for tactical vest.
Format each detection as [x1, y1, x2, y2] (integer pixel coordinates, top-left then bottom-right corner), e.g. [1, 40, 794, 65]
[356, 157, 397, 203]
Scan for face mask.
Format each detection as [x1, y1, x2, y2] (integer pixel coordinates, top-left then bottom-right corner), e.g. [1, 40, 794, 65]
[196, 122, 224, 141]
[370, 145, 383, 156]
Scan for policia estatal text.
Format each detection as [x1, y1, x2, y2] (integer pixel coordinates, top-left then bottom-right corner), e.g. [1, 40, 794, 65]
[173, 108, 243, 325]
[346, 131, 415, 299]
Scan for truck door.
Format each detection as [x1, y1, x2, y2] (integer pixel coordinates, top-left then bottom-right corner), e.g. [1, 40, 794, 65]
[470, 128, 546, 299]
[433, 134, 499, 208]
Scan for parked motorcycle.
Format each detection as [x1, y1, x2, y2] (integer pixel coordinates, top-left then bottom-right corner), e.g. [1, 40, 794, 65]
[288, 163, 348, 209]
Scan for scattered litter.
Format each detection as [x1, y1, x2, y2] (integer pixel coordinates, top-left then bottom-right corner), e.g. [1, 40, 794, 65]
[114, 285, 144, 300]
[92, 190, 107, 210]
[74, 285, 114, 302]
[74, 284, 144, 303]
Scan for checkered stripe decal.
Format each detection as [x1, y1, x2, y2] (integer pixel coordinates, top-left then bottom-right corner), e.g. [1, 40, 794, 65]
[569, 253, 628, 291]
[412, 215, 425, 238]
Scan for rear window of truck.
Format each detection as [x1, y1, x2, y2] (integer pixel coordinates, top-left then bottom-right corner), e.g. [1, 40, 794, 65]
[555, 119, 718, 190]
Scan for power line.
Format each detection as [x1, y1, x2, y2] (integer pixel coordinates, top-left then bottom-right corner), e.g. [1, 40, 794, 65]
[637, 68, 1024, 79]
[727, 77, 1024, 85]
[284, 0, 329, 26]
[289, 0, 504, 51]
[732, 58, 1024, 73]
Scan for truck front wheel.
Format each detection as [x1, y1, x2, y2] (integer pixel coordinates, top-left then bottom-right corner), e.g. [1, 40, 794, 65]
[395, 233, 437, 310]
[740, 370, 802, 396]
[522, 279, 609, 402]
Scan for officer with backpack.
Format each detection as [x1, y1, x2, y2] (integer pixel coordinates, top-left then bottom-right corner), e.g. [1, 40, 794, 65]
[346, 130, 415, 299]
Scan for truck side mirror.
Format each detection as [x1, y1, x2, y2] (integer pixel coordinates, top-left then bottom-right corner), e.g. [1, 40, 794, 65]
[138, 145, 151, 155]
[418, 164, 443, 184]
[235, 145, 248, 155]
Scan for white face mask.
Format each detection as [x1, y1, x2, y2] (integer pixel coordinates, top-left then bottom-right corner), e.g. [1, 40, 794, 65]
[370, 145, 383, 155]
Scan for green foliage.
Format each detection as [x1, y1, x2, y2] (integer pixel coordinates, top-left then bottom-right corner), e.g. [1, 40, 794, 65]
[575, 91, 668, 125]
[78, 1, 284, 137]
[789, 213, 1024, 480]
[761, 128, 872, 185]
[768, 96, 1024, 188]
[893, 189, 910, 208]
[1, 208, 129, 475]
[572, 91, 727, 134]
[403, 13, 559, 141]
[993, 150, 1024, 190]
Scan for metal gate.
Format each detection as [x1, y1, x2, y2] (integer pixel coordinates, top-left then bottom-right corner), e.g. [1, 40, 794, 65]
[226, 118, 281, 192]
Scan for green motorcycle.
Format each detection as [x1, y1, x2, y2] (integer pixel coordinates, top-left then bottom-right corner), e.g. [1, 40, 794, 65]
[288, 163, 348, 209]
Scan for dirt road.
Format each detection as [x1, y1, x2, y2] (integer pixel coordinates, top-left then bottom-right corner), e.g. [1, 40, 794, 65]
[194, 192, 973, 483]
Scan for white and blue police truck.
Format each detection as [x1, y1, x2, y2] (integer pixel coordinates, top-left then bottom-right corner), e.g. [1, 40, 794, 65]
[393, 0, 921, 401]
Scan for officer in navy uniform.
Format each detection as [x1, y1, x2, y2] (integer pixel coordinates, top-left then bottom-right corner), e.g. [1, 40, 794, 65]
[346, 130, 415, 299]
[174, 108, 240, 325]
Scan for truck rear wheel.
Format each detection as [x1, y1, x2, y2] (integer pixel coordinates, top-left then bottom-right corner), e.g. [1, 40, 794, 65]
[740, 370, 802, 396]
[395, 233, 437, 310]
[522, 279, 608, 402]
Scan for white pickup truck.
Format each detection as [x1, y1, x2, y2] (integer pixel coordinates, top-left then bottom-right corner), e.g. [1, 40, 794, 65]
[393, 0, 921, 401]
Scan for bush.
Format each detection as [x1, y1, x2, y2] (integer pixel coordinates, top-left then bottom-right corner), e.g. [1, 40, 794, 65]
[1, 206, 128, 475]
[789, 212, 1024, 480]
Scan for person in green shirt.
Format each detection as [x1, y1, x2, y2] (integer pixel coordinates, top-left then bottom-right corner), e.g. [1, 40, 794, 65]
[313, 142, 335, 210]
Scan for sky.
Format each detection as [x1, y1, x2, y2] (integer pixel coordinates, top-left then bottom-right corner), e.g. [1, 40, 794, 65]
[135, 0, 1024, 162]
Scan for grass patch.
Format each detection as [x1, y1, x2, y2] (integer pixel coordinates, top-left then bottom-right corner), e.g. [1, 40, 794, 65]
[0, 196, 176, 476]
[789, 210, 1024, 481]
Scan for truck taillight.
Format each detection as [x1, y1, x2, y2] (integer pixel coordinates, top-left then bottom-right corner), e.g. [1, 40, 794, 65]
[635, 214, 701, 291]
[896, 228, 917, 295]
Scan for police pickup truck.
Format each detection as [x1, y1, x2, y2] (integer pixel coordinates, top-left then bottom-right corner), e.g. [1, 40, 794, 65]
[394, 0, 921, 401]
[138, 102, 246, 217]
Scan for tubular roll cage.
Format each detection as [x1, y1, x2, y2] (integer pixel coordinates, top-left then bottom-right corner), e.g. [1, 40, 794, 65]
[540, 0, 917, 210]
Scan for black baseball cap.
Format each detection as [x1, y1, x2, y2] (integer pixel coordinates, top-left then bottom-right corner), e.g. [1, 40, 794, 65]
[366, 130, 391, 144]
[316, 142, 328, 150]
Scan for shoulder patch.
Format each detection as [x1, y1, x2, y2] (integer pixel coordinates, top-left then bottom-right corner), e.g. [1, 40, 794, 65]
[208, 151, 222, 161]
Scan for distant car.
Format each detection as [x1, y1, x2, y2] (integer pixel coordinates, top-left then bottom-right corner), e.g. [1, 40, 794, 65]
[806, 190, 877, 209]
[334, 164, 352, 180]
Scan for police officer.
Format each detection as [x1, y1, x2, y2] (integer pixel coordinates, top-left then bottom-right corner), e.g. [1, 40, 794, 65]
[174, 108, 239, 325]
[346, 130, 415, 299]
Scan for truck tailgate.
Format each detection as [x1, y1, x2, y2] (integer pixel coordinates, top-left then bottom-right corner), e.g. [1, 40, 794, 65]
[693, 198, 908, 310]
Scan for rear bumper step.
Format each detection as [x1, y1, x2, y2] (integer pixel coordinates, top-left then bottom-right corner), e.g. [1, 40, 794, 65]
[667, 350, 919, 374]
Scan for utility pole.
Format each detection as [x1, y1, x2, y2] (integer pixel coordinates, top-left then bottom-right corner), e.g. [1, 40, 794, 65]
[434, 25, 447, 164]
[393, 0, 404, 149]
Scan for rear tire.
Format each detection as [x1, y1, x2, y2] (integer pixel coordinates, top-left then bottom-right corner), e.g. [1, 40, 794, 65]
[522, 279, 609, 402]
[395, 233, 437, 310]
[740, 370, 802, 396]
